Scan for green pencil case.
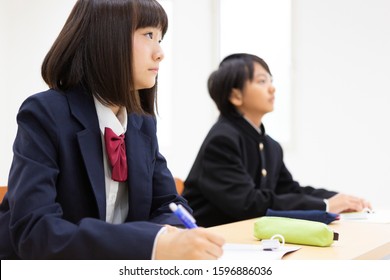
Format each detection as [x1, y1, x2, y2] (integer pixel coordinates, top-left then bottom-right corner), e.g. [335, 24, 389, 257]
[254, 216, 338, 247]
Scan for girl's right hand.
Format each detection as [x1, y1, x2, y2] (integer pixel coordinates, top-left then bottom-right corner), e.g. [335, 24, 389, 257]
[155, 226, 225, 260]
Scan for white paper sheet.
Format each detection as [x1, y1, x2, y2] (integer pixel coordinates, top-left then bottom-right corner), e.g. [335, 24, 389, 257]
[219, 243, 300, 260]
[340, 209, 390, 223]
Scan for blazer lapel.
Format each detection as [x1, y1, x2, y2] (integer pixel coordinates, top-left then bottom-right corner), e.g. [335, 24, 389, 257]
[125, 114, 153, 221]
[66, 88, 106, 220]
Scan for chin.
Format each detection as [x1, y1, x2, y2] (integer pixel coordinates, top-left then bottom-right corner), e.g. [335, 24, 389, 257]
[267, 108, 274, 114]
[137, 82, 156, 90]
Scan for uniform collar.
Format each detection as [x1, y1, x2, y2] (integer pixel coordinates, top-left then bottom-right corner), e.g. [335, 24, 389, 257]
[222, 113, 266, 141]
[93, 97, 128, 135]
[243, 116, 264, 135]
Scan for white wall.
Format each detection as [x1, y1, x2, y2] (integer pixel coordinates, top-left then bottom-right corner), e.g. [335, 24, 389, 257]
[287, 0, 390, 209]
[1, 0, 389, 209]
[157, 0, 220, 180]
[0, 0, 76, 183]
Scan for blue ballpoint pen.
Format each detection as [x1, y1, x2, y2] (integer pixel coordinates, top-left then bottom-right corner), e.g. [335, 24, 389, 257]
[169, 203, 198, 229]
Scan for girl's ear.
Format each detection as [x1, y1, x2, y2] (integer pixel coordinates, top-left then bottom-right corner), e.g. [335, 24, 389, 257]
[229, 88, 243, 106]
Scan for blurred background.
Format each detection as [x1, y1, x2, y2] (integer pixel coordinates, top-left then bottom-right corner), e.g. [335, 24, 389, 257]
[1, 0, 389, 208]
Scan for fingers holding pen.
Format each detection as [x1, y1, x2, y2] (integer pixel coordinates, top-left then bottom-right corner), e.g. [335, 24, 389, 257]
[196, 228, 225, 259]
[156, 203, 225, 259]
[177, 228, 225, 259]
[155, 227, 225, 260]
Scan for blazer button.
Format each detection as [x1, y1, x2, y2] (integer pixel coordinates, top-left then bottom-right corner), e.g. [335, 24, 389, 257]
[261, 169, 267, 177]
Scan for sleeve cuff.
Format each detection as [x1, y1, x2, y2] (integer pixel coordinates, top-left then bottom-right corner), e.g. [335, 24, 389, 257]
[151, 227, 167, 260]
[323, 199, 329, 212]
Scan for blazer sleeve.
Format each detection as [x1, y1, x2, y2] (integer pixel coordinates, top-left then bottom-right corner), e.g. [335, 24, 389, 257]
[6, 95, 172, 259]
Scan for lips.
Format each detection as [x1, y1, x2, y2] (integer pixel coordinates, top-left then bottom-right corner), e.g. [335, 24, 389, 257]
[149, 67, 159, 74]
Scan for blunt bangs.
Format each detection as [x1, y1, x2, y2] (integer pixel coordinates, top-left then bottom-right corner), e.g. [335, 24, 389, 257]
[42, 0, 168, 115]
[134, 0, 168, 36]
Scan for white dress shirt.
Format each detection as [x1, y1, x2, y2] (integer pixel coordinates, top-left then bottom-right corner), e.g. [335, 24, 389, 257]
[94, 97, 129, 224]
[94, 97, 164, 258]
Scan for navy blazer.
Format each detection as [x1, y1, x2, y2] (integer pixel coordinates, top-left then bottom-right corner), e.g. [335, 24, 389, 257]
[0, 87, 187, 259]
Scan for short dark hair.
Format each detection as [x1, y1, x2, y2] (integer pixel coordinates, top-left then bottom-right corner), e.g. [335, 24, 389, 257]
[41, 0, 168, 115]
[208, 53, 272, 117]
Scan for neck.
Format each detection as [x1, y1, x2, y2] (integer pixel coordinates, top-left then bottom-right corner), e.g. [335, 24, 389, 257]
[243, 114, 263, 128]
[109, 105, 120, 115]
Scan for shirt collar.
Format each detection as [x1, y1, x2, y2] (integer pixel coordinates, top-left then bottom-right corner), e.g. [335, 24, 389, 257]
[243, 116, 263, 135]
[93, 96, 127, 135]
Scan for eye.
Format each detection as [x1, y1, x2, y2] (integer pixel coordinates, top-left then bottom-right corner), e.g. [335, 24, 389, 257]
[258, 79, 267, 85]
[256, 75, 273, 85]
[145, 32, 163, 44]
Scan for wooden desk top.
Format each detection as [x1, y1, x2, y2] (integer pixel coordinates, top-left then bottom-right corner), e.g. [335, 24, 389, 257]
[207, 218, 390, 260]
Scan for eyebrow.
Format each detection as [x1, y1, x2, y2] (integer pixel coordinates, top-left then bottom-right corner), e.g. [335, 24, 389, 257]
[255, 73, 270, 78]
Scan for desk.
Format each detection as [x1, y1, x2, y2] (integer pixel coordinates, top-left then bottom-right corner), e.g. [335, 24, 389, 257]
[207, 218, 390, 259]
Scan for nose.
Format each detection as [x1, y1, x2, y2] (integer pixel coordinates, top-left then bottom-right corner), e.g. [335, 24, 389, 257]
[153, 45, 165, 62]
[269, 84, 276, 95]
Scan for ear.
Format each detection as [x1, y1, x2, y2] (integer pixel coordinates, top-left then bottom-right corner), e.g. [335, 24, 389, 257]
[229, 88, 243, 106]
